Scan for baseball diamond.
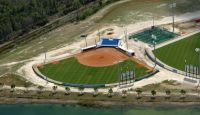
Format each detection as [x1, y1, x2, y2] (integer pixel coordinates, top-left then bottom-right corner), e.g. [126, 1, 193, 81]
[38, 47, 150, 85]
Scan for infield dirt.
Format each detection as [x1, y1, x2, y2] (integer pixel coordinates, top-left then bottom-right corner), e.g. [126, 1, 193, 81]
[76, 47, 129, 67]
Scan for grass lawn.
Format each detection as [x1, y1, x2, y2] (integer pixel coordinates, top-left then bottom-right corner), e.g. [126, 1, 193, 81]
[0, 74, 33, 87]
[153, 33, 200, 71]
[39, 58, 148, 85]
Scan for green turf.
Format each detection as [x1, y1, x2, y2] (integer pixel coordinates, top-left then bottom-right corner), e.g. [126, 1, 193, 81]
[39, 58, 148, 85]
[153, 33, 200, 71]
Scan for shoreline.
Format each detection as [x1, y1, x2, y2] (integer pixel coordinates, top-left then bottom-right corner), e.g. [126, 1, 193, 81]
[0, 96, 200, 107]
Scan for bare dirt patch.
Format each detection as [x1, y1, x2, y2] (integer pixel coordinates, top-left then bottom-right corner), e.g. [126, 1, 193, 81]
[37, 64, 44, 69]
[76, 47, 129, 67]
[50, 61, 60, 65]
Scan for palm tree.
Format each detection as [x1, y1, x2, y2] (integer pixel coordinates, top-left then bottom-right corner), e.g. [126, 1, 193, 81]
[78, 87, 84, 96]
[65, 87, 71, 95]
[93, 87, 98, 97]
[24, 82, 31, 93]
[10, 84, 15, 92]
[180, 89, 186, 100]
[151, 90, 156, 100]
[135, 88, 142, 99]
[165, 90, 171, 99]
[180, 89, 186, 95]
[108, 88, 113, 97]
[52, 86, 58, 95]
[122, 90, 127, 98]
[37, 85, 44, 94]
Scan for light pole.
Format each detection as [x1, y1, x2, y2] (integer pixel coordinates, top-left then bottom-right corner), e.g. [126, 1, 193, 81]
[169, 1, 176, 33]
[152, 34, 157, 69]
[95, 38, 97, 46]
[195, 48, 200, 78]
[81, 34, 88, 47]
[152, 13, 155, 27]
[44, 52, 47, 64]
[118, 61, 123, 87]
[43, 50, 48, 85]
[195, 48, 200, 98]
[98, 25, 101, 42]
[185, 59, 187, 76]
[153, 41, 157, 69]
[123, 26, 128, 49]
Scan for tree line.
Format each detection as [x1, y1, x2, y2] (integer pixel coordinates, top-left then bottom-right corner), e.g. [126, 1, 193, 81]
[0, 0, 104, 44]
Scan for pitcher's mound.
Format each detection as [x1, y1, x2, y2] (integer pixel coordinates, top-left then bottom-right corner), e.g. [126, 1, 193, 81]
[76, 48, 129, 67]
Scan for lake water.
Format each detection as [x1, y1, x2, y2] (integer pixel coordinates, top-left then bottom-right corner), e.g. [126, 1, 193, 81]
[0, 104, 199, 115]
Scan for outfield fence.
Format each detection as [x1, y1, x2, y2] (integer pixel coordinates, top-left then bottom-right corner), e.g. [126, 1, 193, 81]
[32, 46, 158, 88]
[33, 62, 159, 88]
[104, 69, 159, 87]
[32, 65, 63, 85]
[135, 69, 159, 81]
[145, 49, 200, 79]
[33, 65, 106, 88]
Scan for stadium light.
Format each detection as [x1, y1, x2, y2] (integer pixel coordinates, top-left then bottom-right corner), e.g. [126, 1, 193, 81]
[44, 52, 47, 64]
[195, 48, 200, 77]
[152, 34, 157, 68]
[118, 60, 123, 87]
[169, 1, 176, 33]
[156, 1, 176, 33]
[98, 25, 101, 41]
[80, 34, 88, 47]
[195, 48, 200, 97]
[43, 51, 49, 85]
[95, 38, 97, 45]
[123, 26, 129, 49]
[152, 14, 155, 27]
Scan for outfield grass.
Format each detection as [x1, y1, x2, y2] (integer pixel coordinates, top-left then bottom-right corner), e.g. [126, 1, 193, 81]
[39, 58, 148, 85]
[153, 33, 200, 71]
